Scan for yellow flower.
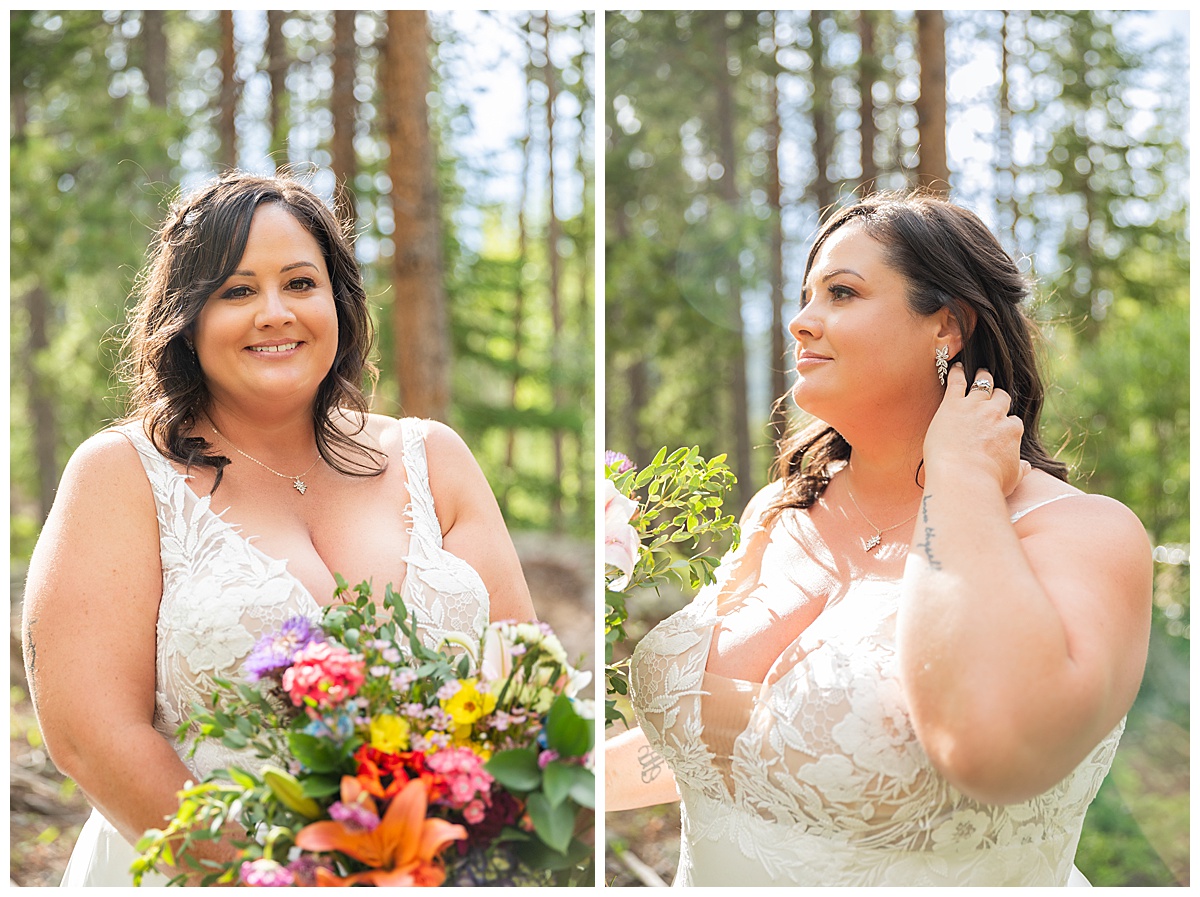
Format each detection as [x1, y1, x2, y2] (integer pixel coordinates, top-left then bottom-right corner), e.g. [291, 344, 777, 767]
[440, 678, 497, 728]
[369, 714, 410, 754]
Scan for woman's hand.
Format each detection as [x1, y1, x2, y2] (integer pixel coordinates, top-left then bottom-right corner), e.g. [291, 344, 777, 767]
[923, 363, 1028, 496]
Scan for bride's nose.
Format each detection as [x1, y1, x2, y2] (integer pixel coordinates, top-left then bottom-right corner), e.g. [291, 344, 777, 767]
[788, 302, 823, 341]
[255, 288, 297, 328]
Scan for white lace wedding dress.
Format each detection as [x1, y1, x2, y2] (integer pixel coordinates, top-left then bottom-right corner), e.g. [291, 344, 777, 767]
[629, 488, 1123, 887]
[61, 418, 491, 886]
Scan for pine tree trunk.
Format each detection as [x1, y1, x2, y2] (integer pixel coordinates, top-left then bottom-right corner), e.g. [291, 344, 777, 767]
[915, 10, 949, 192]
[218, 10, 237, 170]
[810, 11, 835, 215]
[541, 12, 564, 525]
[857, 11, 879, 195]
[383, 10, 450, 421]
[330, 10, 358, 224]
[766, 24, 788, 449]
[506, 17, 534, 474]
[711, 14, 754, 509]
[266, 10, 288, 165]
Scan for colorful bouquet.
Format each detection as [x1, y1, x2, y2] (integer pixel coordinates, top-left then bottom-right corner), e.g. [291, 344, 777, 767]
[132, 577, 595, 886]
[604, 447, 739, 726]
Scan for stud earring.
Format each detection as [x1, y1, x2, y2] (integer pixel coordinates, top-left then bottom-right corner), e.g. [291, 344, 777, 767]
[935, 345, 950, 386]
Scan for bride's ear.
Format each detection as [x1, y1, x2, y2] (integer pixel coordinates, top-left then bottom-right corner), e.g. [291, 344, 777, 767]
[933, 303, 972, 359]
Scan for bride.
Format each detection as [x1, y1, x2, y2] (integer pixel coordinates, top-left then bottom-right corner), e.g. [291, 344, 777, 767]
[21, 171, 536, 886]
[606, 193, 1151, 886]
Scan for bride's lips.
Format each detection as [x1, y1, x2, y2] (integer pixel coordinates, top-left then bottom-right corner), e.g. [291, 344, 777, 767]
[246, 340, 303, 356]
[795, 350, 832, 370]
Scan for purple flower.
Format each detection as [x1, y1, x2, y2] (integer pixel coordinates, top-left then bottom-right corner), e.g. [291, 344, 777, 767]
[244, 616, 324, 682]
[604, 450, 635, 474]
[329, 799, 381, 832]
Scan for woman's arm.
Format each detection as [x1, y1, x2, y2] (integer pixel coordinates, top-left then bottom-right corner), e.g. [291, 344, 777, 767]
[22, 432, 241, 867]
[422, 420, 537, 623]
[898, 365, 1152, 804]
[604, 726, 681, 812]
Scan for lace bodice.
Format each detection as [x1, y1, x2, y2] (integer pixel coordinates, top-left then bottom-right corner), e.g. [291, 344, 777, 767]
[119, 418, 490, 781]
[629, 486, 1123, 886]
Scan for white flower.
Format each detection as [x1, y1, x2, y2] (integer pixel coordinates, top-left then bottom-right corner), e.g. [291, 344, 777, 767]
[604, 479, 640, 591]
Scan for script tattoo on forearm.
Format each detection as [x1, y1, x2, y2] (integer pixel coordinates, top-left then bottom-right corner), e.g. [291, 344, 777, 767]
[23, 617, 39, 702]
[637, 743, 667, 784]
[919, 494, 942, 570]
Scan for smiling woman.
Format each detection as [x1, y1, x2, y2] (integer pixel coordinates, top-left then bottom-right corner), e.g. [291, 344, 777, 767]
[20, 170, 537, 886]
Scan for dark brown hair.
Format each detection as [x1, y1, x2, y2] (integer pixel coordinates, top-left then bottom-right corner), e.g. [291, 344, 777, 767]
[769, 191, 1068, 518]
[119, 170, 385, 489]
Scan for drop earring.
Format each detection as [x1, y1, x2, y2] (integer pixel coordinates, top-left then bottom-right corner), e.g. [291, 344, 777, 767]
[935, 345, 949, 386]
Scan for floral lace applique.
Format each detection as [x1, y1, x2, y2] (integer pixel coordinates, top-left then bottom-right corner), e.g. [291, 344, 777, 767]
[629, 505, 1124, 887]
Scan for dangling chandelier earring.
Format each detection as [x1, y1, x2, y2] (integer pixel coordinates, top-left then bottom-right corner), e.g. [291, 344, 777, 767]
[935, 345, 950, 387]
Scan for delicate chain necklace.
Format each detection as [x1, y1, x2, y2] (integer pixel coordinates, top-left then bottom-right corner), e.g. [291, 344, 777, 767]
[844, 480, 920, 552]
[208, 422, 320, 495]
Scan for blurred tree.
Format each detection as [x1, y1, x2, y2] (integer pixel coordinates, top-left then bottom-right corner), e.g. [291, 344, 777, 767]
[383, 10, 451, 421]
[218, 10, 237, 167]
[914, 10, 948, 191]
[328, 10, 357, 224]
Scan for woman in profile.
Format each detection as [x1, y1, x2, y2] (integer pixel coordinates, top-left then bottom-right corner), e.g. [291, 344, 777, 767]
[22, 171, 535, 886]
[606, 192, 1151, 886]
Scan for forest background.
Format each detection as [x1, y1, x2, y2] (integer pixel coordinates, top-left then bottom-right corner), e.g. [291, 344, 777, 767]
[9, 10, 594, 885]
[604, 10, 1188, 887]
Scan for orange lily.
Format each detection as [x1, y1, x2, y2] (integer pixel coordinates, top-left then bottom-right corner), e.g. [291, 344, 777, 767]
[295, 777, 466, 887]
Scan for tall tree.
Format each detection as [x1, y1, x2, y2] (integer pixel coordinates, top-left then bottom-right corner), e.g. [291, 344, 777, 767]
[218, 10, 237, 169]
[382, 11, 450, 420]
[265, 10, 288, 164]
[915, 10, 949, 191]
[857, 11, 880, 195]
[765, 15, 788, 447]
[809, 11, 835, 214]
[330, 10, 358, 224]
[709, 12, 753, 507]
[541, 12, 565, 524]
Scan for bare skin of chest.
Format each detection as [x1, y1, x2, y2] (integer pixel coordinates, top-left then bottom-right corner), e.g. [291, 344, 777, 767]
[705, 504, 909, 684]
[184, 460, 414, 605]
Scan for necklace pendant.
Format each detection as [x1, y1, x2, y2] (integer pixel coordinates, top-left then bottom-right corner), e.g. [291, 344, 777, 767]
[864, 532, 882, 552]
[293, 478, 307, 495]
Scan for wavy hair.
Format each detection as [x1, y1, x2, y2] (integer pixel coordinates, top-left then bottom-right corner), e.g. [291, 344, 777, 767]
[768, 191, 1067, 520]
[119, 170, 385, 490]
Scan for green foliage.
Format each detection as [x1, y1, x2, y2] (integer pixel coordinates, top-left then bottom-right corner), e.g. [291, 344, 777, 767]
[604, 447, 740, 725]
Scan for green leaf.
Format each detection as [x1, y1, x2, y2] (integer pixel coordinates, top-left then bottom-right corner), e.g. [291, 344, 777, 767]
[526, 791, 576, 854]
[286, 732, 346, 773]
[485, 747, 542, 791]
[543, 760, 595, 809]
[545, 694, 593, 757]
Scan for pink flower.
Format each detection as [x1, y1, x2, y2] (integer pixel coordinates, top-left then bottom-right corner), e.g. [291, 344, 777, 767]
[463, 798, 487, 824]
[538, 749, 560, 769]
[282, 642, 366, 709]
[425, 747, 493, 810]
[604, 479, 640, 591]
[239, 858, 295, 887]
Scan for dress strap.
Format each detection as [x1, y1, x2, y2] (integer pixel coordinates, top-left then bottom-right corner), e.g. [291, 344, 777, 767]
[398, 418, 443, 548]
[1009, 492, 1080, 523]
[112, 422, 185, 510]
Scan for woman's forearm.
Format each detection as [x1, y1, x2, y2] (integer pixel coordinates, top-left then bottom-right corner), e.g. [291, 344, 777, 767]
[897, 464, 1083, 800]
[605, 726, 681, 812]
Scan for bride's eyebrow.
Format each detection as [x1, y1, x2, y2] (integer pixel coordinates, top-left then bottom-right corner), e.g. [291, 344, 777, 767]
[821, 267, 864, 282]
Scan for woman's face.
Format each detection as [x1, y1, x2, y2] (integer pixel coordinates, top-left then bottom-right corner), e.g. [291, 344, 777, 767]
[788, 221, 947, 422]
[193, 203, 339, 414]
